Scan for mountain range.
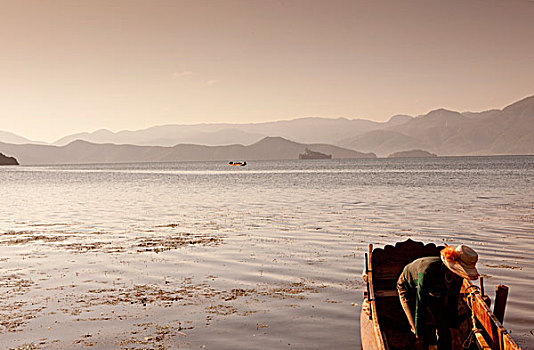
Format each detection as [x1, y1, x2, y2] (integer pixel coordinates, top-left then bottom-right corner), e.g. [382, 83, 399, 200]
[342, 95, 534, 156]
[0, 94, 532, 164]
[50, 115, 413, 147]
[0, 137, 375, 165]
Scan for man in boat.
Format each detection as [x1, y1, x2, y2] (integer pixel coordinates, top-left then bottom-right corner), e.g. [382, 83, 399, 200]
[397, 245, 479, 350]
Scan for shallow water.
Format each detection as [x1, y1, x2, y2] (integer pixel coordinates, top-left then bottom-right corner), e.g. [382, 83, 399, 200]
[0, 156, 533, 349]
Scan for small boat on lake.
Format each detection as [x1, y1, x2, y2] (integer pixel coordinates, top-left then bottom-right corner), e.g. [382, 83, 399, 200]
[228, 161, 247, 166]
[361, 239, 521, 350]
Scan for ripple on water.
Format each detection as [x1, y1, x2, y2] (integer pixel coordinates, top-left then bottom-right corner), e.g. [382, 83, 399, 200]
[0, 157, 533, 348]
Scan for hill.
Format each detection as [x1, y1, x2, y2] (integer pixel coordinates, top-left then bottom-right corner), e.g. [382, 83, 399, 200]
[388, 150, 437, 158]
[0, 137, 375, 165]
[2, 95, 533, 157]
[343, 95, 534, 156]
[0, 130, 38, 145]
[0, 152, 18, 165]
[52, 117, 408, 147]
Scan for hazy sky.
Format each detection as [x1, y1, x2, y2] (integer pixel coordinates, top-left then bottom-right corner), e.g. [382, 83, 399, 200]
[1, 0, 533, 142]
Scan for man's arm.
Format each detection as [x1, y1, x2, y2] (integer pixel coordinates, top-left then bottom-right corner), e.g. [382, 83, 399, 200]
[414, 272, 426, 337]
[397, 275, 416, 334]
[448, 277, 463, 350]
[447, 277, 462, 327]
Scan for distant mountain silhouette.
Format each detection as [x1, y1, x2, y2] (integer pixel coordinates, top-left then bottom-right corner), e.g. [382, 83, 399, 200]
[0, 152, 18, 165]
[0, 130, 39, 145]
[385, 114, 414, 126]
[388, 150, 437, 158]
[343, 130, 427, 156]
[0, 137, 375, 165]
[52, 117, 406, 147]
[343, 95, 534, 156]
[53, 127, 265, 147]
[2, 95, 533, 157]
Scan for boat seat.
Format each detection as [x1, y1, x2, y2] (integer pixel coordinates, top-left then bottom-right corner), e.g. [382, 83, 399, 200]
[375, 290, 399, 298]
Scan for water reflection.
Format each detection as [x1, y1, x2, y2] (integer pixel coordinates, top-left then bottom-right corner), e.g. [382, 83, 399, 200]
[0, 156, 532, 348]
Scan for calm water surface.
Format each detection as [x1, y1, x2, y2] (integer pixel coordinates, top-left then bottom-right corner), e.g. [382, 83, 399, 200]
[0, 156, 533, 349]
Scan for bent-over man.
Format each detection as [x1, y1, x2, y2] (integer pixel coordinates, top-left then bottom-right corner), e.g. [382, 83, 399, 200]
[397, 245, 480, 350]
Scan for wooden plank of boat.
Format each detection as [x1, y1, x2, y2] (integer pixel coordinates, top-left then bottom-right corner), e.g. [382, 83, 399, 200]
[475, 331, 493, 350]
[461, 279, 521, 350]
[361, 244, 387, 350]
[360, 299, 384, 350]
[360, 239, 523, 350]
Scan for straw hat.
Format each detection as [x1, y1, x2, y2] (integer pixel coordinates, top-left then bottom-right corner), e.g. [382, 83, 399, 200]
[441, 245, 479, 280]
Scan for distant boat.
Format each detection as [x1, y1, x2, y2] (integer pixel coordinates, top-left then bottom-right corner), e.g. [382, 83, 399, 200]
[228, 161, 247, 166]
[298, 148, 332, 160]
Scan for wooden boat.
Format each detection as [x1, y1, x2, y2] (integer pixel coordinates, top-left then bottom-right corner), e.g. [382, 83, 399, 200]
[228, 161, 246, 166]
[360, 239, 521, 350]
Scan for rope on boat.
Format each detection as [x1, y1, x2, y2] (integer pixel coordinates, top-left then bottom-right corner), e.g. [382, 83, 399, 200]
[463, 285, 483, 349]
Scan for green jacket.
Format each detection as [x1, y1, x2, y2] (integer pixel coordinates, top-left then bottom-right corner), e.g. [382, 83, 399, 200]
[397, 256, 461, 338]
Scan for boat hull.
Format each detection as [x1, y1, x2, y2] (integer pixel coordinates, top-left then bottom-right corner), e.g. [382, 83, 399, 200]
[360, 299, 383, 350]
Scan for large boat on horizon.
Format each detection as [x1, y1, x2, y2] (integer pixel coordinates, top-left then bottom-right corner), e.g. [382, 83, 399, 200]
[298, 148, 332, 160]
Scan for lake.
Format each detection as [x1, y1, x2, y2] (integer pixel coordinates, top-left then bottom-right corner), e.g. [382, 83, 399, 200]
[0, 156, 533, 349]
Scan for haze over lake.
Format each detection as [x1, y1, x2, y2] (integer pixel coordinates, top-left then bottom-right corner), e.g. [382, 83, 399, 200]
[1, 156, 533, 348]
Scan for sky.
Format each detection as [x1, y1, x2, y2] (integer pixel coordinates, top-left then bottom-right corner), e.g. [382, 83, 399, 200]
[0, 0, 533, 142]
